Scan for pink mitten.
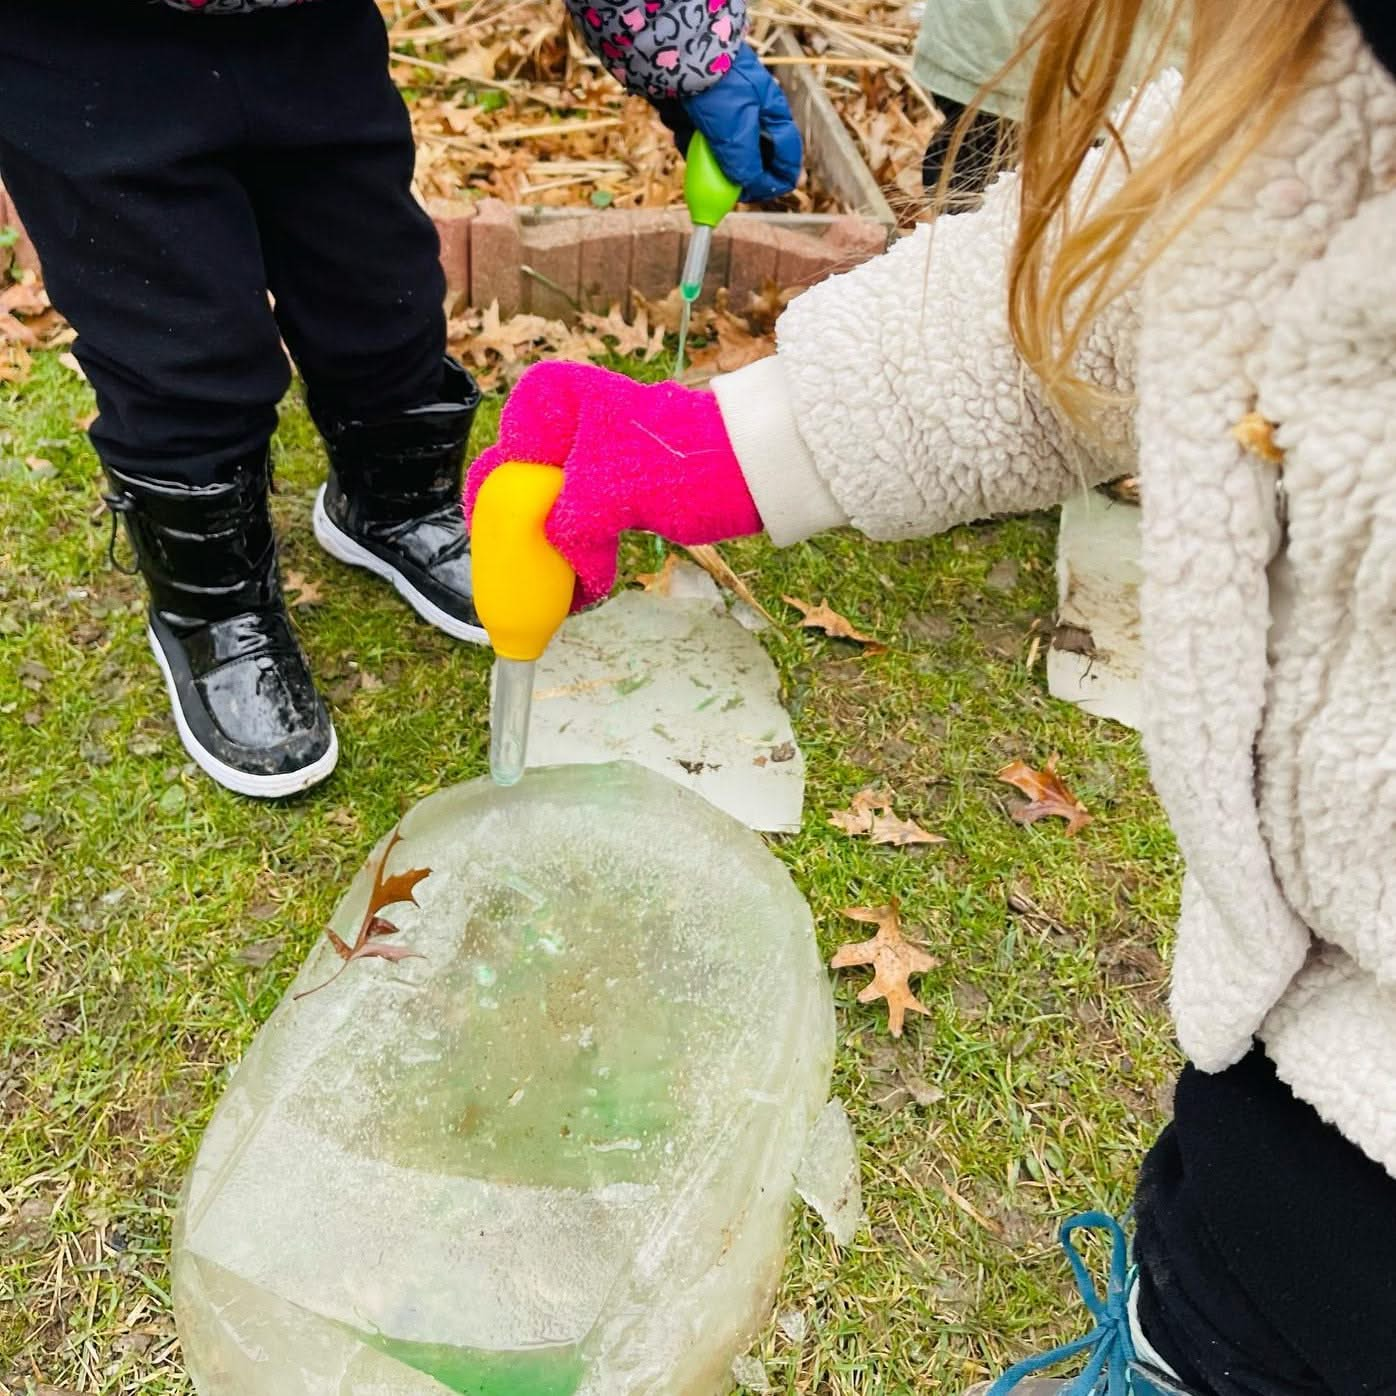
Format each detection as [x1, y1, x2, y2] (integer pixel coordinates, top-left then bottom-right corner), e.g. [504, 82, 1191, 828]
[464, 361, 762, 609]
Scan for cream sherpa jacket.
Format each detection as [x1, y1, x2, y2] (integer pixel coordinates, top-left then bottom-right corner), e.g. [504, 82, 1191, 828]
[713, 6, 1396, 1176]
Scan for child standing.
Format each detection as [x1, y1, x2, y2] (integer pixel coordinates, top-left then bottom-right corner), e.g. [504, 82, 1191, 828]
[467, 0, 1396, 1389]
[0, 0, 799, 798]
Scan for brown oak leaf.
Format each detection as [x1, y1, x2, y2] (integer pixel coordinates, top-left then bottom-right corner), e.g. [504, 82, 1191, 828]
[285, 570, 325, 608]
[829, 787, 946, 847]
[830, 901, 939, 1037]
[633, 286, 710, 336]
[684, 304, 775, 379]
[635, 552, 681, 595]
[0, 343, 32, 383]
[577, 303, 665, 361]
[997, 755, 1092, 835]
[783, 595, 885, 651]
[296, 829, 429, 999]
[743, 278, 799, 336]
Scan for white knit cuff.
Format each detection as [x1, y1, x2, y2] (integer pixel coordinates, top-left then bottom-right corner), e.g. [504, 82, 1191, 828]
[712, 355, 847, 547]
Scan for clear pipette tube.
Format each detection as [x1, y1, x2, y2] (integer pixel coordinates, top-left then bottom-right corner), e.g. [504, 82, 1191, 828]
[489, 657, 536, 787]
[680, 223, 711, 301]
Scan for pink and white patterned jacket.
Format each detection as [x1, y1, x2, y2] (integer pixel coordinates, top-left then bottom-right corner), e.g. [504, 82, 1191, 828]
[159, 0, 746, 99]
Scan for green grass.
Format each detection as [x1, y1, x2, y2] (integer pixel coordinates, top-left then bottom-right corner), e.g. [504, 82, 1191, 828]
[0, 351, 1181, 1395]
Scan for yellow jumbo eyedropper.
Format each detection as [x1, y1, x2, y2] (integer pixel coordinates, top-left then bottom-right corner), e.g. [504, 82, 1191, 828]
[471, 464, 575, 786]
[471, 140, 740, 785]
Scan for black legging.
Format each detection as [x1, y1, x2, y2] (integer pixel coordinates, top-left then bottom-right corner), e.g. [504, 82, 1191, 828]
[1135, 1048, 1396, 1395]
[0, 0, 445, 484]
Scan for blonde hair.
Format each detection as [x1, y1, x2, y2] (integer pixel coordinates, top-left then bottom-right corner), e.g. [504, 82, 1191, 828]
[935, 0, 1332, 423]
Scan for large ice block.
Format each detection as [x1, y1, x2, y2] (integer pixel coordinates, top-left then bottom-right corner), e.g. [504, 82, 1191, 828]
[174, 762, 836, 1396]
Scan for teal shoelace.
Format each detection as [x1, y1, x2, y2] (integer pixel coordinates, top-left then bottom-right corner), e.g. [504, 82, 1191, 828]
[987, 1211, 1137, 1396]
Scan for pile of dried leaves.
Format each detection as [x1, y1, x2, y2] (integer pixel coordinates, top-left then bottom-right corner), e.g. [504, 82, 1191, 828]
[376, 0, 844, 212]
[757, 0, 937, 224]
[376, 0, 936, 223]
[0, 272, 77, 386]
[448, 279, 792, 389]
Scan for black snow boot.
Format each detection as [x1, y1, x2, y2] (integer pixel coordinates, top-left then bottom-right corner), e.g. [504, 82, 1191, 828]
[311, 356, 486, 644]
[103, 451, 337, 799]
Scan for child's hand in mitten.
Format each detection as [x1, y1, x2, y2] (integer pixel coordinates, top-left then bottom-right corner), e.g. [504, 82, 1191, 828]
[654, 46, 804, 203]
[464, 361, 762, 609]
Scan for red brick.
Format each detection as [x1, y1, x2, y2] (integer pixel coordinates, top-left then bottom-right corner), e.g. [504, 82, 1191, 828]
[770, 224, 843, 292]
[520, 216, 582, 321]
[823, 215, 890, 268]
[427, 198, 474, 299]
[726, 216, 782, 308]
[576, 215, 635, 315]
[626, 209, 685, 305]
[468, 199, 524, 317]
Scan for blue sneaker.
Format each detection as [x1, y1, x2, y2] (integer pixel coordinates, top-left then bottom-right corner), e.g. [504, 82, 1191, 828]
[966, 1213, 1200, 1396]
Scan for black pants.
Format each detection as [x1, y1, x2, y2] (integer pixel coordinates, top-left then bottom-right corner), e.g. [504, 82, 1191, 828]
[0, 0, 445, 483]
[1135, 1048, 1396, 1395]
[922, 95, 1011, 200]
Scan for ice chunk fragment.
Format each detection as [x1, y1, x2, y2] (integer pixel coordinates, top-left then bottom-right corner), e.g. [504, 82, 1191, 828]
[517, 590, 804, 833]
[777, 1309, 807, 1345]
[174, 762, 834, 1396]
[731, 1355, 771, 1392]
[656, 557, 723, 606]
[795, 1099, 864, 1246]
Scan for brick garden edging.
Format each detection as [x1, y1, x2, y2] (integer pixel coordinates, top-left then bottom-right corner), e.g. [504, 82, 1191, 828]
[437, 199, 890, 320]
[0, 185, 888, 324]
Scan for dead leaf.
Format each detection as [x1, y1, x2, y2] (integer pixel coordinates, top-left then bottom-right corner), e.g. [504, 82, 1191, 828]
[744, 278, 799, 336]
[783, 595, 885, 651]
[635, 552, 680, 595]
[829, 786, 945, 847]
[0, 312, 36, 346]
[830, 901, 939, 1037]
[577, 303, 665, 360]
[237, 937, 285, 967]
[900, 1071, 945, 1107]
[684, 299, 776, 379]
[0, 281, 48, 316]
[997, 754, 1092, 835]
[285, 570, 325, 608]
[295, 829, 429, 999]
[0, 343, 32, 383]
[1232, 411, 1284, 465]
[1051, 623, 1097, 658]
[633, 286, 700, 336]
[683, 544, 776, 623]
[57, 350, 86, 380]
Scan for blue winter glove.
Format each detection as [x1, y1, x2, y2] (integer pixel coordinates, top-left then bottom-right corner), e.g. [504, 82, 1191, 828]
[657, 45, 804, 203]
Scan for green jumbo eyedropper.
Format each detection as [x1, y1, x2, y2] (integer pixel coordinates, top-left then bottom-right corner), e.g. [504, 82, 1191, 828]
[676, 132, 742, 376]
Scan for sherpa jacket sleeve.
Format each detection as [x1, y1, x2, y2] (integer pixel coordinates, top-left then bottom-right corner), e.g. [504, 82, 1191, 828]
[562, 0, 748, 100]
[712, 75, 1180, 547]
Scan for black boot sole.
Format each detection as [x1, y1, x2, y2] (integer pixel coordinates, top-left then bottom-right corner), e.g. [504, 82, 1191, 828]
[147, 623, 339, 799]
[312, 485, 490, 645]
